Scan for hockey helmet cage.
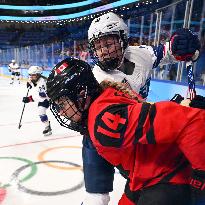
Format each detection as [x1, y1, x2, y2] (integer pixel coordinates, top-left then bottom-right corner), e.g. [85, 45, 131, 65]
[88, 12, 128, 71]
[88, 12, 128, 47]
[46, 57, 101, 132]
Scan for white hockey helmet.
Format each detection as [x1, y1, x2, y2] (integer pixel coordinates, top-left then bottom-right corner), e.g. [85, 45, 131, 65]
[11, 59, 15, 63]
[28, 66, 42, 75]
[88, 12, 128, 71]
[88, 12, 128, 45]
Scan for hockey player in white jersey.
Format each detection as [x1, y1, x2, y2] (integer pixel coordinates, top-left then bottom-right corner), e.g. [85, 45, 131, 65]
[8, 59, 21, 84]
[81, 12, 200, 205]
[22, 66, 52, 136]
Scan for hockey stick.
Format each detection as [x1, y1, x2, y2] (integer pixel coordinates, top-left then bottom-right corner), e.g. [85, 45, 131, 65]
[18, 88, 30, 129]
[186, 61, 196, 100]
[183, 2, 197, 100]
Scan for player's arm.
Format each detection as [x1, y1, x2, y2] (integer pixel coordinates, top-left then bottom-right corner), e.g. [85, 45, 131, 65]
[171, 90, 205, 198]
[175, 109, 205, 205]
[170, 93, 205, 109]
[156, 28, 200, 67]
[170, 95, 205, 205]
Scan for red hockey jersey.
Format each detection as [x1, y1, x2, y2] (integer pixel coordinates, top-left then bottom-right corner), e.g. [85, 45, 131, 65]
[88, 87, 205, 195]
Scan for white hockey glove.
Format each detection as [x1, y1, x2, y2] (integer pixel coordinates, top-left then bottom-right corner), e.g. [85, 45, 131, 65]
[81, 192, 110, 205]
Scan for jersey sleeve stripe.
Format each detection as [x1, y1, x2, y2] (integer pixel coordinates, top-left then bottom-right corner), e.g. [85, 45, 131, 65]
[133, 103, 151, 144]
[146, 104, 157, 144]
[159, 160, 189, 183]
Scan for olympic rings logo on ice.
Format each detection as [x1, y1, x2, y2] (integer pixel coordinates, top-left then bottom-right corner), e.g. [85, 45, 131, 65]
[0, 146, 84, 200]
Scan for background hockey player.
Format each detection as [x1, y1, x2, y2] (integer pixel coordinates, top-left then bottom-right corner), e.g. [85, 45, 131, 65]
[22, 65, 52, 136]
[80, 12, 201, 205]
[8, 59, 21, 84]
[46, 58, 205, 205]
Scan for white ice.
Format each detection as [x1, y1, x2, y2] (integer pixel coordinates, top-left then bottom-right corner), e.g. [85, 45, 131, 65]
[0, 77, 126, 205]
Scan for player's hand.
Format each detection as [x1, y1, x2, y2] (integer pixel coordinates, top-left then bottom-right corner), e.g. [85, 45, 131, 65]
[189, 95, 205, 109]
[22, 96, 33, 103]
[170, 28, 200, 61]
[26, 82, 32, 89]
[170, 94, 184, 104]
[170, 94, 192, 107]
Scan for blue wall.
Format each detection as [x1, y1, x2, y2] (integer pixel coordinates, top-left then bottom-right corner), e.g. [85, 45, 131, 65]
[148, 79, 205, 102]
[1, 66, 205, 102]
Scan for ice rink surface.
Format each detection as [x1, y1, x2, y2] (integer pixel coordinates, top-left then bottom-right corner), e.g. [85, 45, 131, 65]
[0, 77, 126, 205]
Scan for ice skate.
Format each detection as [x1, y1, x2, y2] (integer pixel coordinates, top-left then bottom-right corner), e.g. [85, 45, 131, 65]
[43, 122, 52, 136]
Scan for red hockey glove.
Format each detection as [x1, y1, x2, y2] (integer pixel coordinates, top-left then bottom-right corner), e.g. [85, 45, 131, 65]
[22, 96, 34, 103]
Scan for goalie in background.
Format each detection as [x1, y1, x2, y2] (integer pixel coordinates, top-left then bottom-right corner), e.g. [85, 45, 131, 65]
[22, 66, 52, 136]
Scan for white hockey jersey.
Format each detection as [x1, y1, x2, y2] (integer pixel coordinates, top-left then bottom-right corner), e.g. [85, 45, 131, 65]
[29, 77, 49, 103]
[8, 62, 20, 73]
[93, 43, 176, 98]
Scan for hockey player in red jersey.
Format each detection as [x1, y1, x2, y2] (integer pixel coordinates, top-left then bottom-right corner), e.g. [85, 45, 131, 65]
[46, 58, 205, 205]
[83, 12, 201, 205]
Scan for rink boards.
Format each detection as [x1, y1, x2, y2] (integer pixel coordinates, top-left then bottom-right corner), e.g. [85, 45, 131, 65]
[1, 65, 205, 102]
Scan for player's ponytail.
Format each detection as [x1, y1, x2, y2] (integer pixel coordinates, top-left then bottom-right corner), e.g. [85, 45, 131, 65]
[100, 80, 144, 103]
